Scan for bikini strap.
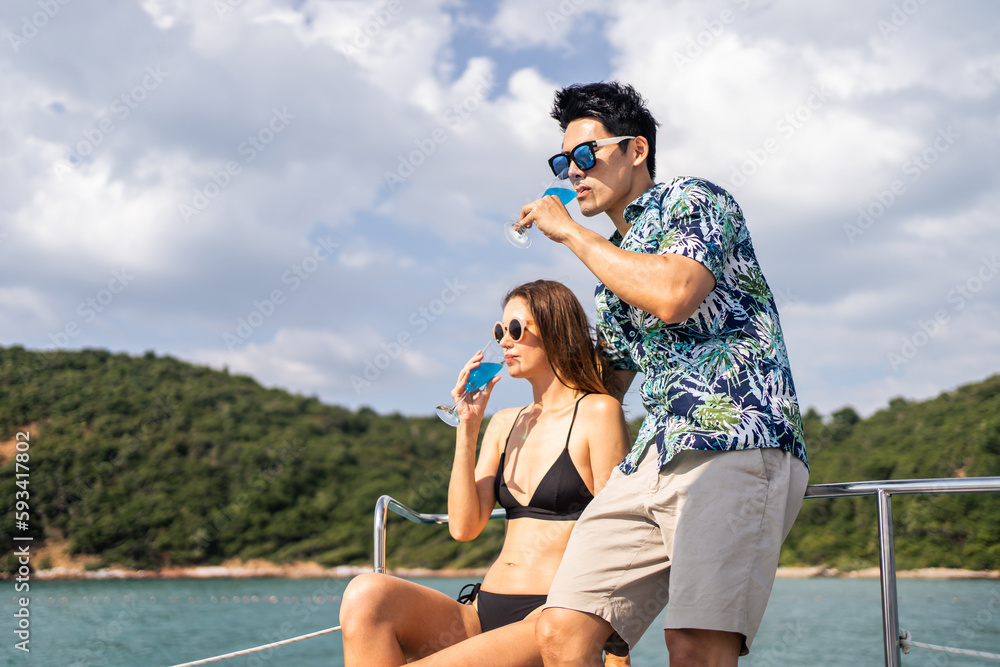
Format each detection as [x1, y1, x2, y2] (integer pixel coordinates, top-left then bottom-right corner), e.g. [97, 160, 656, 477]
[563, 393, 592, 449]
[456, 582, 481, 605]
[501, 405, 531, 458]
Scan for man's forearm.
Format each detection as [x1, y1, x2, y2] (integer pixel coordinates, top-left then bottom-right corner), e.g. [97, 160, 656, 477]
[564, 226, 715, 324]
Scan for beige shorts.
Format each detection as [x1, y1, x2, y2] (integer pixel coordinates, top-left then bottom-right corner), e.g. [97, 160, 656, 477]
[544, 445, 809, 655]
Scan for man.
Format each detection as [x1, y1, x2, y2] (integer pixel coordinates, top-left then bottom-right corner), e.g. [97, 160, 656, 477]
[518, 81, 810, 666]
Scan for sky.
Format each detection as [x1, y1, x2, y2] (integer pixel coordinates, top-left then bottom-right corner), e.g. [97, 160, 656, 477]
[2, 0, 998, 423]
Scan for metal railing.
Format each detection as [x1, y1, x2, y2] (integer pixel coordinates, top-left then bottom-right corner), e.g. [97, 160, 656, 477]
[372, 495, 505, 574]
[374, 476, 1000, 666]
[804, 477, 1000, 666]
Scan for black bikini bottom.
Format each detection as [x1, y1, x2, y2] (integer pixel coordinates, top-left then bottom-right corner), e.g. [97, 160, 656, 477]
[456, 583, 547, 633]
[455, 583, 628, 655]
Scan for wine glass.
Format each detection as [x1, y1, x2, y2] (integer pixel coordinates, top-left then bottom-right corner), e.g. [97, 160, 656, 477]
[435, 340, 506, 426]
[503, 166, 576, 249]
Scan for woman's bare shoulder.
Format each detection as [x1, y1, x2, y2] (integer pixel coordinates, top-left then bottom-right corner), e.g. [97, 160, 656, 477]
[579, 393, 625, 418]
[484, 405, 526, 433]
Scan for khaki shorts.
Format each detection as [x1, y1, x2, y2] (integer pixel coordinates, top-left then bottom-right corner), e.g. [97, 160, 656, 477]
[544, 445, 809, 655]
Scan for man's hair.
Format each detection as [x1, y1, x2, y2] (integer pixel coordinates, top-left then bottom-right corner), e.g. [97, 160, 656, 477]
[550, 81, 659, 179]
[503, 280, 617, 396]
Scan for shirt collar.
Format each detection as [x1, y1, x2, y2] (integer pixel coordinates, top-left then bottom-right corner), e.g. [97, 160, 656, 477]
[623, 182, 665, 226]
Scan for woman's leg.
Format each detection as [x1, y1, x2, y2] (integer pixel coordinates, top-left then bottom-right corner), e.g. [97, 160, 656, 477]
[406, 613, 631, 667]
[604, 650, 631, 666]
[339, 573, 481, 666]
[409, 616, 543, 667]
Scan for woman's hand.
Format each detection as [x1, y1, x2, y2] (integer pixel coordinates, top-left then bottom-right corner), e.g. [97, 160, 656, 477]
[451, 350, 501, 426]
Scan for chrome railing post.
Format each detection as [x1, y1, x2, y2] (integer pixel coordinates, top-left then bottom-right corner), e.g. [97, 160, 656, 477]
[876, 489, 902, 667]
[373, 495, 391, 574]
[371, 495, 506, 574]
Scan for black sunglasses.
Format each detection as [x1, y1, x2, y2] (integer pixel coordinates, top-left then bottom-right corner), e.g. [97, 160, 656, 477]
[548, 136, 635, 177]
[494, 318, 529, 344]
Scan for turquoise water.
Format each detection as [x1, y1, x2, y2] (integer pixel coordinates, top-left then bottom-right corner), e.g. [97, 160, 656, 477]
[543, 186, 577, 205]
[5, 577, 999, 666]
[466, 362, 503, 392]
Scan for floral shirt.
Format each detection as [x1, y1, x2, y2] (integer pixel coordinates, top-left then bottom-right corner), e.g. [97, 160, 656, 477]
[596, 177, 808, 474]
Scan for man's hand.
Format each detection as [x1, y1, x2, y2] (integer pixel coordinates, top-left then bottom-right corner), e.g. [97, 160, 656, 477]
[518, 193, 581, 245]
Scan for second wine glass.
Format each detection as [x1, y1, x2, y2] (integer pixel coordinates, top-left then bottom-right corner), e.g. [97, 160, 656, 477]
[504, 167, 576, 249]
[435, 340, 506, 426]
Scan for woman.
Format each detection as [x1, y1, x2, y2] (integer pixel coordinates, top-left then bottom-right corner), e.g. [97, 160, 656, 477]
[339, 280, 631, 666]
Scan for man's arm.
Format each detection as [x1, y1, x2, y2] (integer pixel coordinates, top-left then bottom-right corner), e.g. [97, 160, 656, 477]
[526, 197, 716, 324]
[567, 225, 716, 324]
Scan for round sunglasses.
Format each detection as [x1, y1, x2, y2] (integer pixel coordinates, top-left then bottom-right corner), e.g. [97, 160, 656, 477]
[547, 136, 635, 177]
[494, 318, 530, 343]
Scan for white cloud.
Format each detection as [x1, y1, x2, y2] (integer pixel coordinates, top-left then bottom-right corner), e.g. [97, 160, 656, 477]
[10, 154, 183, 272]
[489, 0, 604, 51]
[1, 0, 998, 421]
[269, 0, 457, 105]
[140, 0, 185, 29]
[0, 287, 57, 332]
[193, 325, 443, 399]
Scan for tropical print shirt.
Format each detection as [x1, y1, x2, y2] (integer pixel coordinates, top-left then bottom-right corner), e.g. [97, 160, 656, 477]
[595, 177, 808, 474]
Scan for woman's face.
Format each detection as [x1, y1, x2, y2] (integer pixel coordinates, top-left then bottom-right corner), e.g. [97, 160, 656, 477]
[497, 297, 545, 379]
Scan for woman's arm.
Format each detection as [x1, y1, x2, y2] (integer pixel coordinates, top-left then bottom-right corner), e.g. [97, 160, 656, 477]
[444, 349, 513, 541]
[580, 394, 631, 494]
[448, 408, 508, 541]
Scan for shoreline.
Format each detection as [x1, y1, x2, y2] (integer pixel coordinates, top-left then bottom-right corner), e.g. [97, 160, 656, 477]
[772, 566, 1000, 580]
[16, 542, 1000, 582]
[22, 561, 1000, 582]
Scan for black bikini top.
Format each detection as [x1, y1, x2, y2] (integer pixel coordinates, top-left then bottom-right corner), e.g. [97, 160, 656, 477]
[494, 395, 595, 521]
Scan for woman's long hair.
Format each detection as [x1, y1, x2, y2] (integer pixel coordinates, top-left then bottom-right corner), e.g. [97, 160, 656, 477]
[503, 280, 617, 396]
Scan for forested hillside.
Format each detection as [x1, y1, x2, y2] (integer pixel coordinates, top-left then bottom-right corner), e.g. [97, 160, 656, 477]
[2, 346, 998, 574]
[788, 378, 1000, 571]
[0, 346, 503, 573]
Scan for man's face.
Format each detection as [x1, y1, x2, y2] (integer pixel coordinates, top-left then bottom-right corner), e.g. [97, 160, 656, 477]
[560, 117, 636, 219]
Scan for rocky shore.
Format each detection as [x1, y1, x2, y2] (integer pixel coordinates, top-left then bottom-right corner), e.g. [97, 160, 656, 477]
[771, 565, 1000, 580]
[30, 560, 489, 581]
[16, 538, 998, 581]
[26, 560, 1000, 581]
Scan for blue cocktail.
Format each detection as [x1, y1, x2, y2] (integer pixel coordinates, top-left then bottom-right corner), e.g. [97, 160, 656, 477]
[466, 362, 503, 392]
[504, 167, 576, 249]
[436, 341, 505, 427]
[542, 184, 577, 206]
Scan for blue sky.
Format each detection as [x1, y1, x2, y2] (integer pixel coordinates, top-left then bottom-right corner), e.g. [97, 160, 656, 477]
[2, 0, 998, 421]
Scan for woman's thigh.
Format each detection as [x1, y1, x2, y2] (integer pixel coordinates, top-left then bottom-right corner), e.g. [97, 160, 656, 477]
[410, 615, 543, 667]
[342, 573, 481, 659]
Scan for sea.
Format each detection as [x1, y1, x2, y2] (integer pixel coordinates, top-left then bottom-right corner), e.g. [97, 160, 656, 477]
[5, 576, 999, 666]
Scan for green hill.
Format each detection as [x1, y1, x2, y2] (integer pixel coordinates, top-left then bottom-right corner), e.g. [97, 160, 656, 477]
[0, 346, 503, 573]
[1, 346, 998, 574]
[786, 379, 1000, 571]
